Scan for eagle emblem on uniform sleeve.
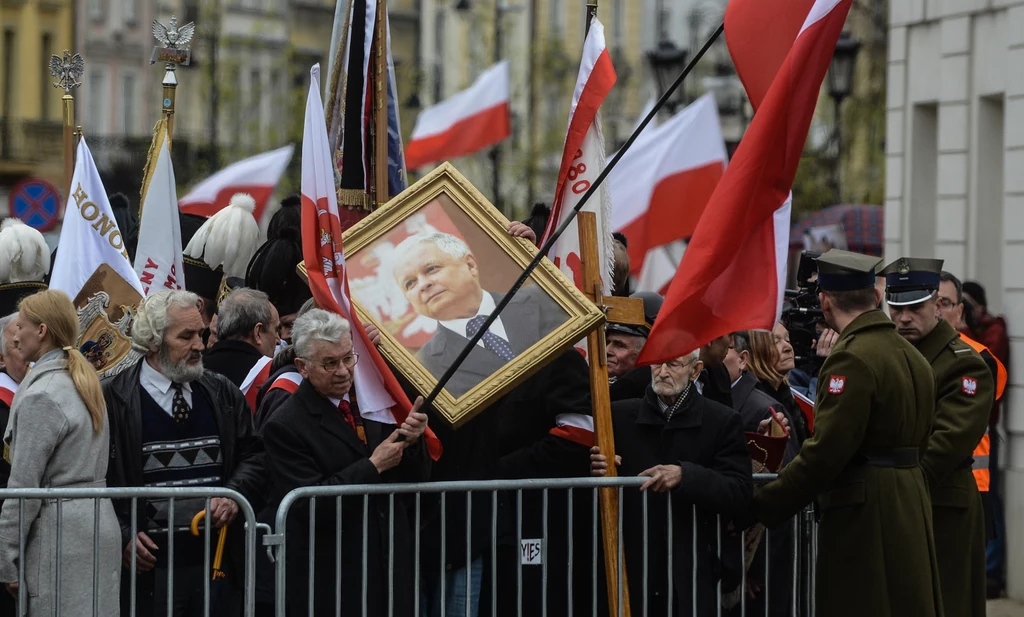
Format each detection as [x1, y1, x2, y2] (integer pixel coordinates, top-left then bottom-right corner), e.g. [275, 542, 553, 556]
[962, 377, 978, 396]
[828, 376, 846, 394]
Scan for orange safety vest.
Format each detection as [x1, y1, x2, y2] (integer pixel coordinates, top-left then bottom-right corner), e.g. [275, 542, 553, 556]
[960, 333, 1005, 493]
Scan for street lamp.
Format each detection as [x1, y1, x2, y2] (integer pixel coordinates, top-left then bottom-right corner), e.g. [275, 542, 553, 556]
[828, 31, 861, 105]
[827, 31, 860, 203]
[646, 40, 688, 113]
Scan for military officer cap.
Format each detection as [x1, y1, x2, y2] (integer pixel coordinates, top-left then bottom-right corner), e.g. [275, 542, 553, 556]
[607, 291, 663, 338]
[879, 257, 944, 306]
[815, 249, 883, 291]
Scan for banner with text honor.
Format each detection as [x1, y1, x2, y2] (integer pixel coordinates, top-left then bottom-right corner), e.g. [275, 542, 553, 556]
[50, 138, 144, 305]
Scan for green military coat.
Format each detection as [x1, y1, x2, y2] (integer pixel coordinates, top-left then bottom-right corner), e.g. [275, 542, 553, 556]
[752, 310, 942, 617]
[916, 319, 993, 617]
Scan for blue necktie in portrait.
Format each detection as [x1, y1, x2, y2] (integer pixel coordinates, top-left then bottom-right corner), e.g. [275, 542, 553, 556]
[466, 315, 515, 363]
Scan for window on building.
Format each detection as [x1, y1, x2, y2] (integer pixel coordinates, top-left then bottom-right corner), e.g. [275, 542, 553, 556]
[122, 73, 136, 134]
[40, 33, 52, 120]
[184, 0, 200, 28]
[2, 29, 15, 119]
[89, 70, 106, 134]
[549, 0, 565, 37]
[613, 0, 624, 48]
[90, 0, 104, 22]
[123, 0, 136, 25]
[269, 69, 281, 125]
[250, 69, 262, 145]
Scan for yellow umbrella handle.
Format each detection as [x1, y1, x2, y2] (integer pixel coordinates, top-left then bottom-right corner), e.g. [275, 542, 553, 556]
[189, 509, 229, 579]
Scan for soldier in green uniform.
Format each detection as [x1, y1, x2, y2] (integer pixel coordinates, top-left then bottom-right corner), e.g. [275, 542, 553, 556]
[749, 249, 942, 616]
[883, 257, 993, 617]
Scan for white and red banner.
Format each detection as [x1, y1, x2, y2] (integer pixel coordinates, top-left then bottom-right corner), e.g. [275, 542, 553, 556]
[240, 355, 273, 412]
[640, 0, 851, 364]
[608, 93, 727, 292]
[301, 64, 441, 459]
[541, 18, 617, 293]
[50, 138, 144, 300]
[404, 61, 511, 170]
[135, 120, 185, 296]
[178, 145, 294, 221]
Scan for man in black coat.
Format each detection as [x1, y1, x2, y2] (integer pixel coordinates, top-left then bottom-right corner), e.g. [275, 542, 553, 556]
[103, 290, 265, 617]
[592, 349, 752, 617]
[389, 231, 568, 398]
[262, 308, 430, 617]
[202, 288, 279, 396]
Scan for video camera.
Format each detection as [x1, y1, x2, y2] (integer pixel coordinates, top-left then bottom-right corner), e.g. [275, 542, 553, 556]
[781, 251, 824, 368]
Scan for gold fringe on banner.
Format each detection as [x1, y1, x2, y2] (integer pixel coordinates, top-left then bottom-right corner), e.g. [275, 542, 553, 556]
[138, 118, 169, 219]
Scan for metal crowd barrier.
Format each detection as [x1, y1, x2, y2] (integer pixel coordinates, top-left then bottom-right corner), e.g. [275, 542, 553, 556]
[0, 486, 260, 617]
[266, 474, 818, 617]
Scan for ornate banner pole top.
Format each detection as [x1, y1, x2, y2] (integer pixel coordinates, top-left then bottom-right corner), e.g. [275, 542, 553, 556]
[151, 15, 195, 148]
[49, 50, 84, 199]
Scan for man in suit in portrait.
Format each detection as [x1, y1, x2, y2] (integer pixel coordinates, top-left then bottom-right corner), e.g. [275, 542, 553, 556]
[389, 231, 568, 398]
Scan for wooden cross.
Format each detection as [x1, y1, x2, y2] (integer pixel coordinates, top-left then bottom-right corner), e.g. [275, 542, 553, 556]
[577, 211, 645, 617]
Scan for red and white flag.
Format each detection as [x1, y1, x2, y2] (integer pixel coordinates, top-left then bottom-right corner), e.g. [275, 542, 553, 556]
[541, 18, 616, 292]
[404, 61, 511, 170]
[301, 64, 441, 459]
[608, 93, 727, 293]
[135, 120, 185, 296]
[240, 356, 273, 412]
[640, 0, 851, 364]
[179, 145, 294, 221]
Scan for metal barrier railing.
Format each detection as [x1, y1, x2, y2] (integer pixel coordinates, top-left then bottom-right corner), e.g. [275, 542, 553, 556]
[0, 486, 260, 617]
[266, 474, 816, 617]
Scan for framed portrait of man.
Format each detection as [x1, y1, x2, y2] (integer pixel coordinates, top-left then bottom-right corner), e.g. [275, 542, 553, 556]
[343, 163, 604, 428]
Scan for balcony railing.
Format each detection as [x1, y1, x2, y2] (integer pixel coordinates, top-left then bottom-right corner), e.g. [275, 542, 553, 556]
[0, 118, 64, 164]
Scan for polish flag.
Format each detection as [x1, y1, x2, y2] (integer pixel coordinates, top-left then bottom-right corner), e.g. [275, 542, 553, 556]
[542, 18, 616, 295]
[301, 64, 441, 459]
[640, 0, 852, 364]
[538, 18, 615, 447]
[404, 61, 511, 170]
[179, 145, 295, 221]
[608, 94, 727, 287]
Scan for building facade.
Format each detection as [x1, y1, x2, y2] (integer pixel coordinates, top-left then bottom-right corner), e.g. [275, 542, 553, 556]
[0, 0, 74, 212]
[417, 0, 650, 219]
[886, 0, 1024, 598]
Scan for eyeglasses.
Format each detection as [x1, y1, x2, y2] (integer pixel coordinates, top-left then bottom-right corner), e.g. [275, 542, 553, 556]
[937, 297, 959, 309]
[304, 353, 359, 372]
[652, 359, 695, 372]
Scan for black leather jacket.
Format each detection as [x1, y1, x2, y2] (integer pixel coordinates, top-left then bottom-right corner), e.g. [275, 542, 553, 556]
[103, 359, 266, 541]
[102, 359, 266, 615]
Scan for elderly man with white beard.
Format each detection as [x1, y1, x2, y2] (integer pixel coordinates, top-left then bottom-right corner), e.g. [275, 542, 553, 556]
[103, 290, 265, 617]
[591, 349, 752, 616]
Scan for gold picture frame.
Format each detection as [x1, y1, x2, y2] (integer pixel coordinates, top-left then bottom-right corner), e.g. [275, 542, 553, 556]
[342, 162, 604, 428]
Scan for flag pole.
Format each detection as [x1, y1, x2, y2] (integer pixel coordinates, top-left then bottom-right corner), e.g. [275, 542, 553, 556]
[150, 15, 196, 153]
[49, 50, 83, 200]
[372, 0, 390, 205]
[421, 22, 725, 406]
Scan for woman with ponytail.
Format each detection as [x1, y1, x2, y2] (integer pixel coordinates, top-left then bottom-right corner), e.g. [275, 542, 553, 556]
[0, 290, 120, 615]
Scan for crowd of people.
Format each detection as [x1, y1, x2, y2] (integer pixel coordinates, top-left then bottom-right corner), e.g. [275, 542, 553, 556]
[0, 194, 1008, 617]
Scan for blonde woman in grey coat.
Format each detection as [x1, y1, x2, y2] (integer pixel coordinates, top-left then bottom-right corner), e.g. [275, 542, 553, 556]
[0, 290, 120, 615]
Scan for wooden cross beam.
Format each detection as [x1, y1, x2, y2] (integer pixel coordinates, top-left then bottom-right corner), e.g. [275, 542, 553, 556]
[576, 212, 644, 617]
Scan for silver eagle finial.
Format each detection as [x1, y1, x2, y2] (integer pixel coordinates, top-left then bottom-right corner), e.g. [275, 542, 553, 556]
[152, 16, 195, 50]
[49, 50, 85, 95]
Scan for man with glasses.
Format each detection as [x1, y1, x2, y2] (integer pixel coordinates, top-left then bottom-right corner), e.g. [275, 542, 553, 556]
[881, 257, 993, 617]
[262, 308, 430, 617]
[591, 349, 752, 616]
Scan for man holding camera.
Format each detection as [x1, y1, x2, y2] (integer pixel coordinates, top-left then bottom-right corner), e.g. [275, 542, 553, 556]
[882, 257, 993, 617]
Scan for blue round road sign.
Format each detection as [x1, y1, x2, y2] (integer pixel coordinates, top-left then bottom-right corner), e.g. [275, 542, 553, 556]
[10, 178, 61, 232]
